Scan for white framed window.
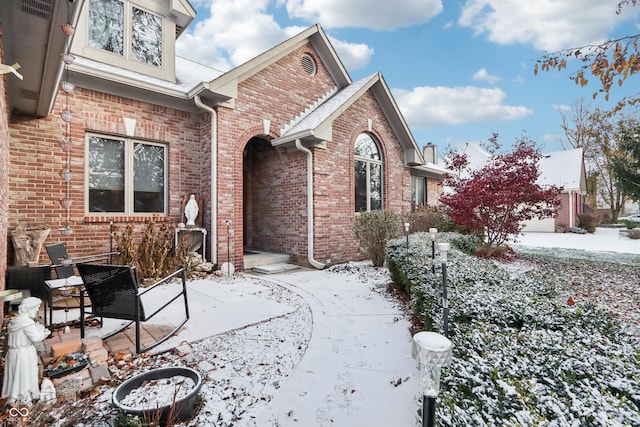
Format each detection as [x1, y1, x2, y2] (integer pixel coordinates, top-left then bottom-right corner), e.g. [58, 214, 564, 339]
[412, 176, 426, 206]
[86, 134, 167, 215]
[88, 0, 162, 67]
[354, 133, 383, 212]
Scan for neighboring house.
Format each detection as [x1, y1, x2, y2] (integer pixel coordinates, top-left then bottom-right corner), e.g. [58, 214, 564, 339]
[0, 0, 444, 284]
[411, 143, 447, 207]
[524, 148, 587, 232]
[452, 143, 587, 232]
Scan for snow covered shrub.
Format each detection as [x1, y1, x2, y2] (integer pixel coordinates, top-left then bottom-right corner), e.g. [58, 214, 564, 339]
[114, 220, 188, 280]
[450, 234, 480, 255]
[577, 212, 599, 233]
[353, 209, 400, 267]
[387, 232, 640, 426]
[407, 205, 456, 233]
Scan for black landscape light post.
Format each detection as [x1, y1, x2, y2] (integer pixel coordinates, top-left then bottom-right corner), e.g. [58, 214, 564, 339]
[429, 228, 438, 274]
[404, 222, 411, 267]
[109, 217, 114, 264]
[437, 242, 450, 337]
[222, 220, 234, 277]
[412, 331, 453, 427]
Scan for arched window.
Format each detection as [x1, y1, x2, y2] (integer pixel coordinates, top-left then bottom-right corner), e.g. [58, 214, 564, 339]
[354, 133, 383, 212]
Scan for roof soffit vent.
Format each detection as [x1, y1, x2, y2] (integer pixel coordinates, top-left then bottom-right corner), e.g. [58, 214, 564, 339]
[21, 0, 52, 19]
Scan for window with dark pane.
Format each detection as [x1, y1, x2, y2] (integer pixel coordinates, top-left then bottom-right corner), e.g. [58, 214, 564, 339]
[88, 135, 166, 215]
[134, 143, 165, 212]
[132, 7, 162, 66]
[412, 176, 426, 206]
[88, 0, 124, 55]
[354, 133, 383, 212]
[88, 136, 125, 212]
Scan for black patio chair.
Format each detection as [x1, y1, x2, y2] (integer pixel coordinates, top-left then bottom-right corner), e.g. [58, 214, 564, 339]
[46, 242, 117, 279]
[77, 263, 189, 353]
[45, 243, 75, 279]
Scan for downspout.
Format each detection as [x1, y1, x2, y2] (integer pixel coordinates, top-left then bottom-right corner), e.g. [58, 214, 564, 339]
[568, 190, 574, 228]
[294, 139, 325, 269]
[194, 96, 218, 266]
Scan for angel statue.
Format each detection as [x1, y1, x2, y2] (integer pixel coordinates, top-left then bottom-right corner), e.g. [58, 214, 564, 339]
[2, 297, 50, 406]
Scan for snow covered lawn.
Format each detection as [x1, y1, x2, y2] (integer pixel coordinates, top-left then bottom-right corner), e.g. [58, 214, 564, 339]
[387, 232, 640, 426]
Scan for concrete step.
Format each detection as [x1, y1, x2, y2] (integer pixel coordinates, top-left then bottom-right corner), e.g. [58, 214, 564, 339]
[243, 251, 290, 270]
[252, 263, 301, 274]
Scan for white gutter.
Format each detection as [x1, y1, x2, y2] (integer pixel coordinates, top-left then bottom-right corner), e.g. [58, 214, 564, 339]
[194, 96, 218, 265]
[294, 139, 325, 269]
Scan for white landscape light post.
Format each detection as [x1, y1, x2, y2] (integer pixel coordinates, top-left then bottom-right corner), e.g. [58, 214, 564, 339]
[437, 242, 451, 337]
[404, 222, 410, 249]
[429, 228, 438, 274]
[412, 331, 453, 427]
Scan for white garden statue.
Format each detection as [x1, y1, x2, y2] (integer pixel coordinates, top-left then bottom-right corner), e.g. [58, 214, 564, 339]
[184, 194, 199, 227]
[2, 297, 50, 406]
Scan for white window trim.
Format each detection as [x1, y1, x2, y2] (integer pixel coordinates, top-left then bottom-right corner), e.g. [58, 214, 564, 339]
[82, 0, 168, 78]
[85, 133, 168, 216]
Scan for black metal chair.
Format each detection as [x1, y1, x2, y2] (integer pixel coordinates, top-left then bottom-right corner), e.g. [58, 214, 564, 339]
[45, 242, 117, 279]
[77, 263, 190, 353]
[45, 242, 75, 279]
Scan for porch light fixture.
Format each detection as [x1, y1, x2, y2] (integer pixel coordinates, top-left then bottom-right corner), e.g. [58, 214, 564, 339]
[412, 331, 453, 427]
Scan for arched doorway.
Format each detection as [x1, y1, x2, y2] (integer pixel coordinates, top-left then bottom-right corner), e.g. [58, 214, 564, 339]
[242, 137, 278, 252]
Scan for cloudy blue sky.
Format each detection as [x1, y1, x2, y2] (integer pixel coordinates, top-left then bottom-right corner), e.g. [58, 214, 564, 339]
[176, 0, 640, 154]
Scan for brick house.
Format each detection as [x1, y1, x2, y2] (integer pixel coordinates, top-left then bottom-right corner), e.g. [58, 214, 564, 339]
[0, 0, 443, 302]
[455, 143, 588, 232]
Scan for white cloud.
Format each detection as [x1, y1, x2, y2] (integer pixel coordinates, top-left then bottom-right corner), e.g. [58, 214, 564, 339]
[472, 67, 500, 84]
[458, 0, 637, 52]
[327, 37, 374, 71]
[176, 0, 375, 70]
[552, 103, 572, 113]
[393, 86, 533, 128]
[284, 0, 443, 30]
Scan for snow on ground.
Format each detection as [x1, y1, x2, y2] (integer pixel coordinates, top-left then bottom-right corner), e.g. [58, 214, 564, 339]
[46, 263, 422, 426]
[33, 227, 639, 426]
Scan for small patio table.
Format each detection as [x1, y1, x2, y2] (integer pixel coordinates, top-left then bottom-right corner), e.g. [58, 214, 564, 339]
[43, 275, 83, 327]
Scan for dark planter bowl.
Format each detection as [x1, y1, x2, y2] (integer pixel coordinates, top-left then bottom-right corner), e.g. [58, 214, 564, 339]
[112, 366, 202, 424]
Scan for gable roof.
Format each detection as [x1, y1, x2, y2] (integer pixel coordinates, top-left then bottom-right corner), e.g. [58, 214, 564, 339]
[455, 143, 587, 193]
[272, 72, 423, 166]
[538, 148, 587, 193]
[192, 24, 350, 105]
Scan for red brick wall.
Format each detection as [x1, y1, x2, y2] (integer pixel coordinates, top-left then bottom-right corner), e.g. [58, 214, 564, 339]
[315, 92, 411, 264]
[7, 87, 204, 264]
[215, 44, 337, 268]
[554, 192, 584, 229]
[215, 43, 412, 267]
[0, 21, 9, 304]
[243, 138, 307, 262]
[6, 40, 417, 271]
